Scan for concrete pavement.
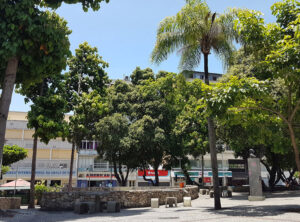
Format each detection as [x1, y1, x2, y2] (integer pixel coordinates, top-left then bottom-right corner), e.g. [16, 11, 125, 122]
[2, 191, 300, 222]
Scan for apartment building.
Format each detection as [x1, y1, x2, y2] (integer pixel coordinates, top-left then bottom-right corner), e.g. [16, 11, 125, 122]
[182, 70, 222, 83]
[2, 111, 76, 186]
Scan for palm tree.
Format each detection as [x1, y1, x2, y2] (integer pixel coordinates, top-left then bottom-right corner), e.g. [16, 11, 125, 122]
[151, 0, 236, 210]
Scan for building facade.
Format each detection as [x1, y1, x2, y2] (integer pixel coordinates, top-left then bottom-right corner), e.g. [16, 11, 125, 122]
[2, 112, 76, 186]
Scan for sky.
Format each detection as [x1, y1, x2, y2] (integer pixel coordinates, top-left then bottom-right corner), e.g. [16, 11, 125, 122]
[10, 0, 278, 112]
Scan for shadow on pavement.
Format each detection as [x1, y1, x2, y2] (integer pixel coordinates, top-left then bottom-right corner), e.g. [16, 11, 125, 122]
[2, 208, 154, 222]
[203, 204, 300, 217]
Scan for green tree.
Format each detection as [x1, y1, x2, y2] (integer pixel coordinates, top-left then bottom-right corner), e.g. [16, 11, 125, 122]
[130, 67, 155, 85]
[2, 145, 27, 176]
[0, 2, 71, 177]
[20, 74, 68, 208]
[151, 0, 236, 209]
[129, 115, 166, 186]
[217, 105, 295, 190]
[3, 145, 28, 166]
[65, 42, 109, 190]
[224, 0, 300, 174]
[95, 113, 135, 186]
[42, 0, 110, 11]
[67, 91, 108, 190]
[0, 0, 110, 181]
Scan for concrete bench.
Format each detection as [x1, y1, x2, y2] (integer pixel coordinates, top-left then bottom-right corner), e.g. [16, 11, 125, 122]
[74, 201, 96, 214]
[107, 201, 120, 213]
[183, 197, 191, 207]
[165, 197, 177, 208]
[222, 190, 232, 198]
[151, 198, 159, 208]
[199, 189, 207, 195]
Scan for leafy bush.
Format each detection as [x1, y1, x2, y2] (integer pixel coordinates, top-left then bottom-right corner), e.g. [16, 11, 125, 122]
[35, 181, 51, 202]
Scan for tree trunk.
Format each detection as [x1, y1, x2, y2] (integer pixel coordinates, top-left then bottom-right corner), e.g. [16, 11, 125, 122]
[207, 117, 221, 209]
[142, 167, 154, 186]
[154, 166, 159, 186]
[287, 123, 300, 176]
[113, 162, 122, 185]
[68, 141, 75, 191]
[181, 166, 193, 185]
[118, 163, 127, 186]
[122, 168, 130, 187]
[204, 53, 221, 210]
[201, 155, 204, 187]
[29, 135, 38, 208]
[0, 57, 18, 176]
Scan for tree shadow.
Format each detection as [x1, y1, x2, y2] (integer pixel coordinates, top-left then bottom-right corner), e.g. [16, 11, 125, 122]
[204, 204, 300, 217]
[265, 191, 300, 199]
[3, 208, 154, 222]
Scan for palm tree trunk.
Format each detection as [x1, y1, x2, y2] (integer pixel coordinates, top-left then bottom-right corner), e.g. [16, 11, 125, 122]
[204, 53, 221, 210]
[68, 141, 75, 191]
[201, 155, 204, 187]
[29, 134, 38, 208]
[0, 57, 18, 176]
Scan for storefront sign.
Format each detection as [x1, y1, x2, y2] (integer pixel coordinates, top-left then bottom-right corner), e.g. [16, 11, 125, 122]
[138, 170, 169, 177]
[4, 169, 76, 178]
[204, 177, 212, 183]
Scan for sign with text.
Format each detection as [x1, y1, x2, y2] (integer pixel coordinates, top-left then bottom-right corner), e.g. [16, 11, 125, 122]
[138, 170, 169, 178]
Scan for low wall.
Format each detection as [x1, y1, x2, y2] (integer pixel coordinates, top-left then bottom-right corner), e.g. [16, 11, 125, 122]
[41, 186, 198, 210]
[0, 197, 21, 210]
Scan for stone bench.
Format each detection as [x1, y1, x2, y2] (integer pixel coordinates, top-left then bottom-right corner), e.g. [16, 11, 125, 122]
[107, 201, 120, 213]
[151, 198, 159, 208]
[222, 190, 232, 198]
[74, 197, 120, 214]
[209, 189, 232, 198]
[165, 197, 177, 208]
[183, 197, 191, 207]
[74, 201, 96, 214]
[200, 189, 208, 195]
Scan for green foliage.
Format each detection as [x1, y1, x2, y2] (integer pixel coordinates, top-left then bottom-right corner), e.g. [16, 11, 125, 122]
[151, 0, 236, 70]
[130, 67, 155, 85]
[129, 115, 166, 171]
[0, 2, 71, 87]
[34, 180, 61, 202]
[219, 0, 300, 174]
[95, 113, 137, 185]
[174, 96, 209, 158]
[24, 78, 68, 143]
[42, 0, 110, 11]
[3, 145, 27, 166]
[65, 42, 110, 109]
[65, 42, 110, 147]
[70, 91, 108, 146]
[107, 80, 134, 117]
[1, 166, 10, 175]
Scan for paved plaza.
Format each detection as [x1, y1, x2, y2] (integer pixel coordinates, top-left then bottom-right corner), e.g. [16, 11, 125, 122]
[2, 191, 300, 222]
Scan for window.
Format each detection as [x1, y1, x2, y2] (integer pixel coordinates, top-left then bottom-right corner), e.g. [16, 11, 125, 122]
[80, 141, 87, 149]
[87, 141, 93, 150]
[213, 76, 217, 81]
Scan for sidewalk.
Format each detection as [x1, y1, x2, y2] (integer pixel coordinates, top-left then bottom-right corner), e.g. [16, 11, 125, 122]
[2, 191, 300, 222]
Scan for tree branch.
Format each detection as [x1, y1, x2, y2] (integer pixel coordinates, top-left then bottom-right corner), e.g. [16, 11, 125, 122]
[236, 106, 289, 125]
[289, 99, 300, 122]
